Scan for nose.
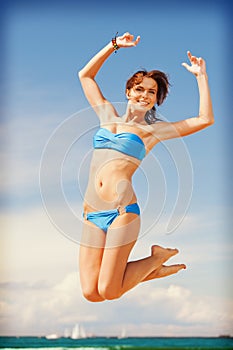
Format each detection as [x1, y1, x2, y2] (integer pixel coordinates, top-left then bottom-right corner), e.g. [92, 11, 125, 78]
[142, 90, 149, 97]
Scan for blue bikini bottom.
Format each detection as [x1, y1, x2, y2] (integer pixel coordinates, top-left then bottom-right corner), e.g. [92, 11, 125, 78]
[83, 203, 140, 233]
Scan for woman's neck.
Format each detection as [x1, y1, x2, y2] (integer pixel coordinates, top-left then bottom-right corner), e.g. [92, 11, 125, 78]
[123, 103, 147, 124]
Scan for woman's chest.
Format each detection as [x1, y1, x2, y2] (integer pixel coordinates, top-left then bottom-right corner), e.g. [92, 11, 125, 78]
[100, 121, 159, 153]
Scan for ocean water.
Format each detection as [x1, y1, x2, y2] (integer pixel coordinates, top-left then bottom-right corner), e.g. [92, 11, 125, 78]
[0, 336, 233, 350]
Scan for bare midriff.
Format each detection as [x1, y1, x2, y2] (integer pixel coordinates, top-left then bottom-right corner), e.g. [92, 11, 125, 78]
[83, 149, 140, 213]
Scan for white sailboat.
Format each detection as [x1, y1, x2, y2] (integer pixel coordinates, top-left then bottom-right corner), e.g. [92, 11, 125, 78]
[70, 323, 86, 339]
[118, 328, 126, 339]
[45, 333, 60, 340]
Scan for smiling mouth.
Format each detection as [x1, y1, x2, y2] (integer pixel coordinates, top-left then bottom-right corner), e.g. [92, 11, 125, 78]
[137, 100, 150, 107]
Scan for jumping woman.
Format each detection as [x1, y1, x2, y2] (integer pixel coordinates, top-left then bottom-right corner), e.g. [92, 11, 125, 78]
[78, 32, 214, 302]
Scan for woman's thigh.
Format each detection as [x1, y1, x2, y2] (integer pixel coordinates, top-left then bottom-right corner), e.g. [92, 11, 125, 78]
[98, 213, 141, 292]
[79, 221, 106, 293]
[106, 211, 141, 248]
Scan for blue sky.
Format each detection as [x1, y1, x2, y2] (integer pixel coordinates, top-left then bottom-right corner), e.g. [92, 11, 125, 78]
[0, 0, 232, 337]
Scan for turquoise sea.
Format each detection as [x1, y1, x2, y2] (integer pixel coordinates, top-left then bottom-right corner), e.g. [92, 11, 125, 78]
[0, 336, 233, 350]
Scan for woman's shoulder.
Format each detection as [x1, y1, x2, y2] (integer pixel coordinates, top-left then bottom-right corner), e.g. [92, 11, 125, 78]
[94, 101, 120, 124]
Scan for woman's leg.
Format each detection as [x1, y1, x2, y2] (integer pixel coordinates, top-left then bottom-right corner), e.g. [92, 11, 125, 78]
[140, 245, 186, 281]
[98, 213, 180, 300]
[119, 245, 179, 296]
[142, 263, 186, 282]
[79, 221, 106, 302]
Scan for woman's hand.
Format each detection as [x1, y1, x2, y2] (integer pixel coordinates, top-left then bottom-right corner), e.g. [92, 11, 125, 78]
[182, 51, 207, 77]
[116, 32, 140, 48]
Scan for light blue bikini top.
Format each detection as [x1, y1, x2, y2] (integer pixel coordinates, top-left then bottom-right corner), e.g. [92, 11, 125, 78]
[93, 128, 146, 161]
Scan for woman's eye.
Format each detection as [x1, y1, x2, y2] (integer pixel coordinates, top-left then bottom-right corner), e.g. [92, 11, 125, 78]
[135, 87, 143, 91]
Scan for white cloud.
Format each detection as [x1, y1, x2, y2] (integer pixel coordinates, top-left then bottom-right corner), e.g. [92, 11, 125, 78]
[0, 272, 232, 337]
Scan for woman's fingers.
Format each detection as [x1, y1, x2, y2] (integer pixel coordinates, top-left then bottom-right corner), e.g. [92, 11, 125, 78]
[187, 51, 204, 66]
[122, 32, 134, 40]
[187, 50, 192, 60]
[187, 51, 197, 64]
[117, 33, 140, 48]
[134, 35, 140, 45]
[198, 57, 204, 65]
[119, 32, 139, 41]
[185, 51, 205, 68]
[181, 62, 191, 71]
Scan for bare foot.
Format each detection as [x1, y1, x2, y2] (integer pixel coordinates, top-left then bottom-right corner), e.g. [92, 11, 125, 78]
[151, 245, 179, 262]
[155, 264, 186, 278]
[142, 263, 186, 282]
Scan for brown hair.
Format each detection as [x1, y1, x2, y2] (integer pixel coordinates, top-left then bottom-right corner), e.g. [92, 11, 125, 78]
[125, 70, 170, 106]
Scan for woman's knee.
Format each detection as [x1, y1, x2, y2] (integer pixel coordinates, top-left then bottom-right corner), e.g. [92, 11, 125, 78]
[98, 283, 122, 300]
[82, 286, 104, 302]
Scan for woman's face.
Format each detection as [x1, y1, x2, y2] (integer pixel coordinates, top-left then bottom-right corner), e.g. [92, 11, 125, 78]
[126, 77, 158, 111]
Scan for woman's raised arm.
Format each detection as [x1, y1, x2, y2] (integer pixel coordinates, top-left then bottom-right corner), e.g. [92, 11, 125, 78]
[78, 33, 140, 118]
[154, 51, 214, 140]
